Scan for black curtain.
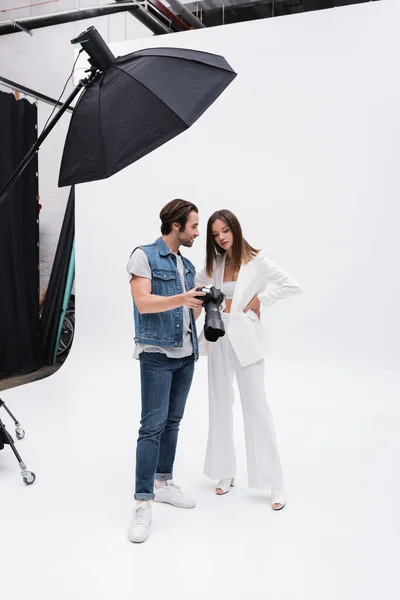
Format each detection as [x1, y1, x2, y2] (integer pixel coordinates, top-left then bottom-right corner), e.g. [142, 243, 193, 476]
[40, 186, 75, 365]
[0, 91, 42, 379]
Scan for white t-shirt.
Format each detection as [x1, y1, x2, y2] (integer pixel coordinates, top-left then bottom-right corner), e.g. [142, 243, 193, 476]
[126, 248, 193, 359]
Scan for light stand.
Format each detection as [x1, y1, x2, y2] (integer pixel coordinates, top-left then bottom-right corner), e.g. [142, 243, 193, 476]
[0, 26, 115, 208]
[0, 398, 35, 485]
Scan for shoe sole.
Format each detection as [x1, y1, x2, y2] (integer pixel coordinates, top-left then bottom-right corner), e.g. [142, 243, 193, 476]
[128, 535, 149, 543]
[153, 498, 195, 509]
[128, 527, 151, 543]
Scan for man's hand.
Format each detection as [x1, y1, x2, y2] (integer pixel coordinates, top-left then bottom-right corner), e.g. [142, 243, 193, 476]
[183, 287, 206, 309]
[243, 295, 261, 320]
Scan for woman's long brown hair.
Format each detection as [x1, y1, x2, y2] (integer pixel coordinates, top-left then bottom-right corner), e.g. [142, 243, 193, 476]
[206, 210, 260, 277]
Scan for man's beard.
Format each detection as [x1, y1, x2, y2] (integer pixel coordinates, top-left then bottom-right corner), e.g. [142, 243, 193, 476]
[178, 235, 194, 248]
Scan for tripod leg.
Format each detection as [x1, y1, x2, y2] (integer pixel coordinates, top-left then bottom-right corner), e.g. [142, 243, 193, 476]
[0, 419, 36, 485]
[1, 400, 25, 439]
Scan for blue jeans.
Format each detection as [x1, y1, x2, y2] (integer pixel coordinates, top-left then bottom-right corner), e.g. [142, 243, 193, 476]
[135, 352, 195, 500]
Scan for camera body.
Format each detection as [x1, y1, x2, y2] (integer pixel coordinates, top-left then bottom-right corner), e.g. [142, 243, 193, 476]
[196, 285, 225, 306]
[196, 285, 226, 342]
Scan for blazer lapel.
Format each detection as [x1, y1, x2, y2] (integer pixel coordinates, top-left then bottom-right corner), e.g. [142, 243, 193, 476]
[214, 254, 226, 290]
[230, 260, 253, 314]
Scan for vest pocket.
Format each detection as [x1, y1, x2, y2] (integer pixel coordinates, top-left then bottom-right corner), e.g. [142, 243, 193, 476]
[141, 311, 175, 341]
[152, 269, 177, 296]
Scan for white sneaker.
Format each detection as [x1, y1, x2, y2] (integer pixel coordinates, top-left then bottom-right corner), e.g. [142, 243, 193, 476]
[153, 480, 196, 509]
[127, 501, 152, 543]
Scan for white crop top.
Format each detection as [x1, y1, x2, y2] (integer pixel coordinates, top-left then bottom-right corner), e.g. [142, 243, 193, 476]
[223, 281, 236, 300]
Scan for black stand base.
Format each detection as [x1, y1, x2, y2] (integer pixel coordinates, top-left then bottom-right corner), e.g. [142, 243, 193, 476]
[0, 398, 36, 485]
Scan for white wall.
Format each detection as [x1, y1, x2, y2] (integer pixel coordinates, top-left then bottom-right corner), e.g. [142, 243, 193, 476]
[75, 0, 400, 371]
[0, 12, 152, 291]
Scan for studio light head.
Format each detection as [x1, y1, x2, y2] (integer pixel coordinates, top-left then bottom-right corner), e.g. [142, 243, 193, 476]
[71, 26, 115, 72]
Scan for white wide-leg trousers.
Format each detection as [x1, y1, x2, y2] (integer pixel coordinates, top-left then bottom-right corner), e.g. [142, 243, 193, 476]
[204, 314, 284, 489]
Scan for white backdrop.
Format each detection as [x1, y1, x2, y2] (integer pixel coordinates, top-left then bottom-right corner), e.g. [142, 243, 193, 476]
[75, 0, 400, 371]
[2, 2, 400, 599]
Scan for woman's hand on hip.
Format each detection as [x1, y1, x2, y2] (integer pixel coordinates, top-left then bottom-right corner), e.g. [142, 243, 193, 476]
[243, 296, 261, 320]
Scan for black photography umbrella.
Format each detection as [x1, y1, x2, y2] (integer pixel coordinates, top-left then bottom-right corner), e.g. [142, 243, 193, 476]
[0, 26, 237, 205]
[59, 46, 237, 187]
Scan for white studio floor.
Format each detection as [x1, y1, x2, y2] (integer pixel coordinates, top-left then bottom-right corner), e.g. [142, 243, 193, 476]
[1, 354, 399, 600]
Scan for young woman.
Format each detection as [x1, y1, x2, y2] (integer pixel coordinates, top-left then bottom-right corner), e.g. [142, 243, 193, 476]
[196, 210, 302, 510]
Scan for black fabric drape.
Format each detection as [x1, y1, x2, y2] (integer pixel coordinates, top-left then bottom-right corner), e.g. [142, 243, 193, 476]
[0, 91, 42, 379]
[0, 422, 11, 450]
[40, 186, 74, 365]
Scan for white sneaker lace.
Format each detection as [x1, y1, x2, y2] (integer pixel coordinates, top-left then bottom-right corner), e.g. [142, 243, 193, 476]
[166, 481, 184, 497]
[134, 505, 150, 526]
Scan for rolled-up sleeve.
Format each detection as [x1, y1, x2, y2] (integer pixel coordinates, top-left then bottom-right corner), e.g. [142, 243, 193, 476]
[126, 249, 152, 282]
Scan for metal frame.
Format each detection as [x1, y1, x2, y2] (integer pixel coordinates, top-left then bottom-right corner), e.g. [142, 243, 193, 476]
[0, 75, 74, 112]
[0, 2, 170, 36]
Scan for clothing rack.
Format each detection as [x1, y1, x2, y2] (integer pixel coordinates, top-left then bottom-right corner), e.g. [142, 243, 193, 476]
[0, 75, 73, 112]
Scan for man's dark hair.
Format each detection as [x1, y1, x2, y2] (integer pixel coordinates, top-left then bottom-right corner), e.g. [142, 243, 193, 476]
[160, 199, 199, 235]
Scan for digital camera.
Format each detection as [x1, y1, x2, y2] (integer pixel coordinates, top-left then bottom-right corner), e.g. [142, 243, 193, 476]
[195, 285, 226, 342]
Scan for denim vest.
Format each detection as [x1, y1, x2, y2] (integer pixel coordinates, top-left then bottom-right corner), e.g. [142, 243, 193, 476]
[132, 237, 199, 360]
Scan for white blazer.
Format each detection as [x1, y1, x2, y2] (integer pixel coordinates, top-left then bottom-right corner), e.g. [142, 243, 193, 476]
[196, 251, 302, 367]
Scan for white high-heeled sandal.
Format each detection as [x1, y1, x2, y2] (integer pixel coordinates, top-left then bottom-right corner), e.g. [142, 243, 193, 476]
[271, 487, 286, 510]
[215, 478, 235, 495]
